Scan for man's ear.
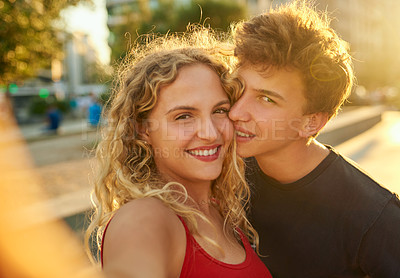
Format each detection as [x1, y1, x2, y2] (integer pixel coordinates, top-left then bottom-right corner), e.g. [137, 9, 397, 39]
[299, 112, 329, 138]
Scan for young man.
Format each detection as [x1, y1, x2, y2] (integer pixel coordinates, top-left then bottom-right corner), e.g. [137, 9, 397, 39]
[229, 1, 400, 277]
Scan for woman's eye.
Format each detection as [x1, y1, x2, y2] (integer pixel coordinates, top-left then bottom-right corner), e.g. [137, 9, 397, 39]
[175, 114, 191, 120]
[214, 107, 230, 114]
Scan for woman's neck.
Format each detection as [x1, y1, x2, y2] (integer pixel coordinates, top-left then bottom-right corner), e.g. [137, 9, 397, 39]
[161, 174, 215, 214]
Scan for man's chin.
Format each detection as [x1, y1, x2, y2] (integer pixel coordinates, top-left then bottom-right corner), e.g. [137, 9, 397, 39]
[236, 145, 254, 158]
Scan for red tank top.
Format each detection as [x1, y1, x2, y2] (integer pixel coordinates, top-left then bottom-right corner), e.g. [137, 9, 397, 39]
[177, 216, 272, 278]
[101, 216, 272, 278]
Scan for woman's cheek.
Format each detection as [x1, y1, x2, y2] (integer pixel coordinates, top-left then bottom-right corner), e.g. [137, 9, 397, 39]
[219, 117, 234, 143]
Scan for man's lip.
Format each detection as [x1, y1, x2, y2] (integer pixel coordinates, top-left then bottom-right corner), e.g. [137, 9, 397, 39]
[186, 144, 221, 151]
[234, 126, 255, 136]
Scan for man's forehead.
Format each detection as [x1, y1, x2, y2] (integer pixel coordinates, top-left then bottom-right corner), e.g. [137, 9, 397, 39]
[238, 64, 284, 79]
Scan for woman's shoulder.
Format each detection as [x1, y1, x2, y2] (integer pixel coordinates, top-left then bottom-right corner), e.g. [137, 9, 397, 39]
[102, 197, 186, 277]
[109, 197, 183, 238]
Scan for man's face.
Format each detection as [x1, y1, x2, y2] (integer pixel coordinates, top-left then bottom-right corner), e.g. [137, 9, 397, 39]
[229, 66, 310, 159]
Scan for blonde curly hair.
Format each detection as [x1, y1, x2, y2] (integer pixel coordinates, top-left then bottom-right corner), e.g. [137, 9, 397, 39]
[85, 28, 259, 261]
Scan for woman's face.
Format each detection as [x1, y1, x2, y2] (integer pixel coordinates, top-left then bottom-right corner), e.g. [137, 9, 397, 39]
[143, 64, 233, 187]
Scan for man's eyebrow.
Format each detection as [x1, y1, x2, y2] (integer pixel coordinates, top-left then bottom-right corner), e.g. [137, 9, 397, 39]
[254, 88, 286, 102]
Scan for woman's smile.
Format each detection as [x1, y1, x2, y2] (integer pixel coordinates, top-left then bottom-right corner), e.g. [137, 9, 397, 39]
[186, 145, 222, 162]
[142, 63, 233, 186]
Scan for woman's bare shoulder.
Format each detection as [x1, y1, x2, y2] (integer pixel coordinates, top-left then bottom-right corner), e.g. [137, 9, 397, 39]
[114, 197, 178, 223]
[105, 197, 183, 244]
[102, 197, 186, 278]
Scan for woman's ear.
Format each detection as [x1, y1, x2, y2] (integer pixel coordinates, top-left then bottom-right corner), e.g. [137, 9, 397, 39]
[137, 121, 151, 143]
[299, 112, 329, 138]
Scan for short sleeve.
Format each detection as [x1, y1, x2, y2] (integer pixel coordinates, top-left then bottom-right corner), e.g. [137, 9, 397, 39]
[358, 195, 400, 277]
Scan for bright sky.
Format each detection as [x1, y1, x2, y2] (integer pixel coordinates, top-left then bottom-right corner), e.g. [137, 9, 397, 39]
[61, 0, 110, 64]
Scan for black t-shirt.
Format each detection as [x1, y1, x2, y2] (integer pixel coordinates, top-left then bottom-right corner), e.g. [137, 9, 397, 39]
[246, 147, 400, 278]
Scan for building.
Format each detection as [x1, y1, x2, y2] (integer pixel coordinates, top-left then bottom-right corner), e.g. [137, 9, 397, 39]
[11, 31, 108, 123]
[64, 31, 107, 96]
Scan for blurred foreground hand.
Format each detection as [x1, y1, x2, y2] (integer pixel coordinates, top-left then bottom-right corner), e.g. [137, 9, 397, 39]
[0, 97, 104, 278]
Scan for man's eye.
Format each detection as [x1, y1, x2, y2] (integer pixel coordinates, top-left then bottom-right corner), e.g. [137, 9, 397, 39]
[175, 114, 191, 120]
[261, 96, 275, 103]
[214, 107, 230, 114]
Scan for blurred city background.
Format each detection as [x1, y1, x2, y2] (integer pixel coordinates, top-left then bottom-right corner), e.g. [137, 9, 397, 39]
[1, 0, 400, 263]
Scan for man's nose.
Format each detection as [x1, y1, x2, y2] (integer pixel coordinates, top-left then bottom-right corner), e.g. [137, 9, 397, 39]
[229, 96, 250, 122]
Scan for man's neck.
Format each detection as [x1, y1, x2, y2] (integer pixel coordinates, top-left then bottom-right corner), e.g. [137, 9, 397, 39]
[255, 139, 330, 184]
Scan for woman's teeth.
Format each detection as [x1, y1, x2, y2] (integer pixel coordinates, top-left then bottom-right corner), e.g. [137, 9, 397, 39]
[187, 147, 218, 156]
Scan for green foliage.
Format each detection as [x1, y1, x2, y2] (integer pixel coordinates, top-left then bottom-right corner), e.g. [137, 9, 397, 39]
[0, 0, 92, 84]
[29, 96, 49, 115]
[29, 96, 70, 115]
[174, 0, 247, 32]
[56, 99, 70, 113]
[140, 0, 176, 34]
[84, 59, 113, 84]
[108, 0, 247, 63]
[99, 90, 111, 107]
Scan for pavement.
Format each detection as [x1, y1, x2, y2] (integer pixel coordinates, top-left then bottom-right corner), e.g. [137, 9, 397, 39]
[317, 105, 385, 146]
[19, 117, 100, 226]
[17, 105, 388, 224]
[21, 117, 99, 143]
[335, 110, 400, 195]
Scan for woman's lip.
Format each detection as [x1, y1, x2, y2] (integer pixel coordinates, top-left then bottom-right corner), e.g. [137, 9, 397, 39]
[186, 146, 221, 162]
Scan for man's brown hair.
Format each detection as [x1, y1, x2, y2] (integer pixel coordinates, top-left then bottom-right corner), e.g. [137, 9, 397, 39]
[234, 0, 354, 119]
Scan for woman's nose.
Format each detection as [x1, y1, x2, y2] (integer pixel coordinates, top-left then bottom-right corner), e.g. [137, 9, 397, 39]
[197, 118, 218, 142]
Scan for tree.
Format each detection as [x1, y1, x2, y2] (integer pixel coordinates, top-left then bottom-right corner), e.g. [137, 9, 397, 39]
[173, 0, 247, 32]
[107, 0, 151, 63]
[108, 0, 247, 63]
[0, 0, 92, 85]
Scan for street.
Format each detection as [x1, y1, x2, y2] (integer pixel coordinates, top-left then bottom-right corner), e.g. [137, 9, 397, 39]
[335, 111, 400, 195]
[26, 131, 97, 198]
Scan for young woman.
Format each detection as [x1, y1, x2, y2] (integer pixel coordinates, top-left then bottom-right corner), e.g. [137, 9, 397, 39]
[86, 31, 272, 278]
